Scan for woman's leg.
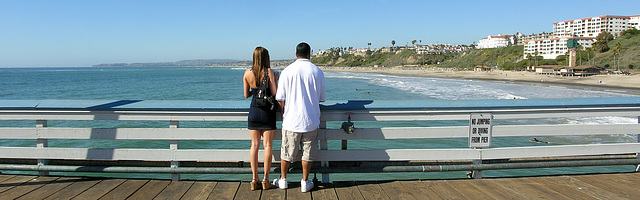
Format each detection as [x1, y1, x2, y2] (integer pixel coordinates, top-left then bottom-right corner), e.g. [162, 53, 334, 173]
[262, 130, 275, 180]
[250, 130, 262, 181]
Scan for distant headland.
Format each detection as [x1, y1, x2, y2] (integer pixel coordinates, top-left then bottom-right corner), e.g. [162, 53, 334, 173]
[92, 59, 294, 68]
[92, 59, 247, 67]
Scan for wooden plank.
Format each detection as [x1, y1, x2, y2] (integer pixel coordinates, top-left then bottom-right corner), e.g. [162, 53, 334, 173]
[571, 174, 637, 199]
[127, 179, 170, 199]
[181, 181, 217, 200]
[283, 181, 311, 200]
[531, 176, 597, 200]
[489, 177, 558, 199]
[72, 179, 126, 200]
[259, 184, 286, 200]
[333, 181, 364, 200]
[312, 182, 338, 200]
[552, 175, 624, 199]
[16, 177, 81, 200]
[422, 180, 466, 200]
[233, 182, 261, 200]
[98, 179, 148, 200]
[584, 173, 640, 197]
[0, 175, 16, 182]
[599, 173, 640, 188]
[207, 181, 239, 200]
[442, 179, 494, 199]
[0, 176, 59, 200]
[355, 181, 390, 200]
[378, 181, 417, 200]
[465, 179, 523, 199]
[153, 181, 194, 200]
[399, 181, 442, 200]
[519, 177, 576, 199]
[0, 175, 36, 194]
[44, 178, 102, 200]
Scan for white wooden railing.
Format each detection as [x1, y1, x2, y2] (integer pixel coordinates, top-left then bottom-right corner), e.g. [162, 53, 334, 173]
[0, 98, 639, 182]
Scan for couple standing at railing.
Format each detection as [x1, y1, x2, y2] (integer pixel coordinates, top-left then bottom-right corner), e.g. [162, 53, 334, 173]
[242, 42, 326, 193]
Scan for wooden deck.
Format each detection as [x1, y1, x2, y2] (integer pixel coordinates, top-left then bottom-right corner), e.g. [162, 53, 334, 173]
[1, 172, 640, 199]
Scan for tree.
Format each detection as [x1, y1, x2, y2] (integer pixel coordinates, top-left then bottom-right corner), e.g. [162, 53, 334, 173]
[615, 42, 622, 71]
[392, 40, 396, 47]
[621, 27, 639, 36]
[577, 45, 583, 65]
[533, 50, 539, 66]
[594, 32, 614, 52]
[412, 40, 417, 46]
[586, 46, 592, 66]
[368, 43, 371, 50]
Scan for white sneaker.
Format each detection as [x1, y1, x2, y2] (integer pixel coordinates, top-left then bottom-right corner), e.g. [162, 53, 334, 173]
[301, 179, 314, 193]
[273, 177, 287, 189]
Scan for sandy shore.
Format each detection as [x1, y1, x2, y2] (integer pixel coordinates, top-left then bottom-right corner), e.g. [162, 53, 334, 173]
[320, 66, 640, 90]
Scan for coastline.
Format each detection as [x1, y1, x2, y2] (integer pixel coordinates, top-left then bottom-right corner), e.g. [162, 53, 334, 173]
[320, 66, 640, 91]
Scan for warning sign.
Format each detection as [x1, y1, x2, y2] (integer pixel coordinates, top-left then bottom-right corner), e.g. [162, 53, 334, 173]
[469, 113, 492, 148]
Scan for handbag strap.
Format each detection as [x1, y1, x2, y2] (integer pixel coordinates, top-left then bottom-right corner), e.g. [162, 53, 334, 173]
[259, 69, 269, 90]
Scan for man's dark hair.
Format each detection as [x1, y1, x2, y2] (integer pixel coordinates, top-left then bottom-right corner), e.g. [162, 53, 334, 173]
[296, 42, 311, 59]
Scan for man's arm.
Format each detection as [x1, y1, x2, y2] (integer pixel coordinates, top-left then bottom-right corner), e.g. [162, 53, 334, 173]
[278, 101, 285, 114]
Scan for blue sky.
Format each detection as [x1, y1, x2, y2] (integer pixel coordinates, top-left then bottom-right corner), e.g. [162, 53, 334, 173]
[1, 0, 638, 67]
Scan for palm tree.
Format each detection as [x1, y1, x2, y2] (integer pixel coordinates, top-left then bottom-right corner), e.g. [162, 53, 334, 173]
[533, 50, 539, 66]
[615, 43, 622, 71]
[577, 45, 583, 65]
[586, 47, 592, 66]
[392, 40, 396, 47]
[412, 40, 417, 46]
[368, 43, 371, 50]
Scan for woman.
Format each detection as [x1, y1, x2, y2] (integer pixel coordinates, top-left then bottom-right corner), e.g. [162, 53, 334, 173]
[243, 47, 278, 190]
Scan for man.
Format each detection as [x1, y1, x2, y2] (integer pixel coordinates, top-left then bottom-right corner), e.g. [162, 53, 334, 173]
[273, 42, 325, 193]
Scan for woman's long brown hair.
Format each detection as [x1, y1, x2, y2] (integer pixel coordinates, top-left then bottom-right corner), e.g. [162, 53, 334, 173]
[252, 47, 270, 86]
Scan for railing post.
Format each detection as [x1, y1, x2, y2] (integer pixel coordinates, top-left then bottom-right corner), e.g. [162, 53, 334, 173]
[36, 120, 49, 176]
[472, 150, 483, 179]
[319, 121, 330, 183]
[636, 116, 639, 172]
[170, 120, 180, 181]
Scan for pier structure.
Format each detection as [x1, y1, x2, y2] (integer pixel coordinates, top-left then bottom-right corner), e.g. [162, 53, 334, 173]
[0, 97, 639, 185]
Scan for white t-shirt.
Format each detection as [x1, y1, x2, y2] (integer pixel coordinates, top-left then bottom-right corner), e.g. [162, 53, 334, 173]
[275, 59, 326, 132]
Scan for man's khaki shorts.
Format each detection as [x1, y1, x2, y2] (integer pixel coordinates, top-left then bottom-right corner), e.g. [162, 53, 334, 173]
[280, 129, 319, 162]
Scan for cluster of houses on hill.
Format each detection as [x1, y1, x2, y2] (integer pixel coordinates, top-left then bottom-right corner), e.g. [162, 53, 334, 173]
[476, 14, 639, 76]
[315, 44, 472, 57]
[479, 14, 640, 60]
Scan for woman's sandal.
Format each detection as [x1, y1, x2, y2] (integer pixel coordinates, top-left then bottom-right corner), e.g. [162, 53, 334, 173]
[261, 179, 272, 190]
[250, 179, 259, 191]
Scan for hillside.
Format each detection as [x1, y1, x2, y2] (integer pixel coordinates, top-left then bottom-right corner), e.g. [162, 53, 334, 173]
[312, 33, 639, 71]
[438, 45, 524, 69]
[311, 49, 453, 67]
[593, 34, 640, 71]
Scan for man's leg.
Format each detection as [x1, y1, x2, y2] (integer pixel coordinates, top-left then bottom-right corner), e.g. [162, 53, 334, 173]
[280, 160, 290, 179]
[300, 129, 319, 181]
[301, 161, 312, 181]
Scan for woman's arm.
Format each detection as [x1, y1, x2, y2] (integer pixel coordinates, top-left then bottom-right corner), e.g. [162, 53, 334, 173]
[243, 70, 252, 98]
[268, 68, 278, 96]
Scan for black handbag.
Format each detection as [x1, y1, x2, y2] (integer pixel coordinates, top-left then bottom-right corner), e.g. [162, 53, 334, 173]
[254, 70, 277, 111]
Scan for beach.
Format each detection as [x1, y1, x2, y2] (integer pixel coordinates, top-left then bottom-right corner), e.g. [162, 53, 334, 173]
[321, 66, 640, 90]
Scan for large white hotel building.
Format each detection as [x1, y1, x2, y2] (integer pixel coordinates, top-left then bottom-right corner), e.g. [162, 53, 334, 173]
[523, 15, 640, 59]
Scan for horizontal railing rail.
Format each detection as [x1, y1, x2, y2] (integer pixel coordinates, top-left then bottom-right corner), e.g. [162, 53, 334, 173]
[0, 97, 639, 182]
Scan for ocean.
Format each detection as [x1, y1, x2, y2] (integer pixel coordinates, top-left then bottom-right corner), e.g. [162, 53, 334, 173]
[0, 66, 638, 181]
